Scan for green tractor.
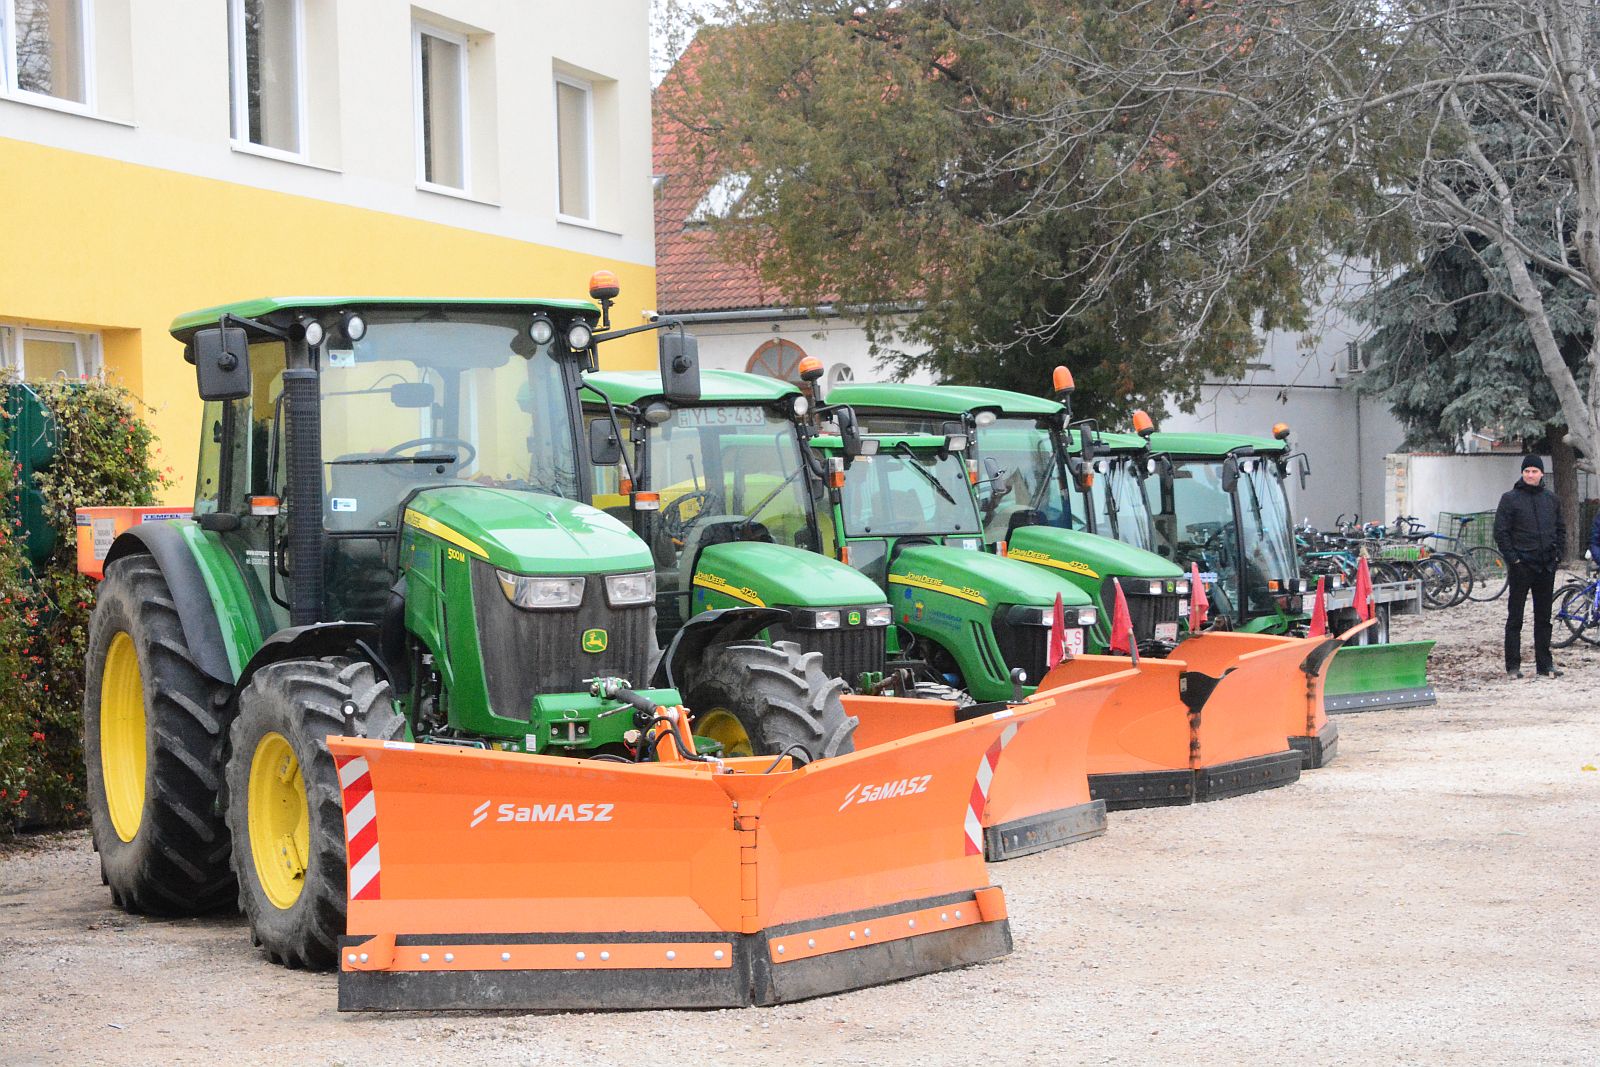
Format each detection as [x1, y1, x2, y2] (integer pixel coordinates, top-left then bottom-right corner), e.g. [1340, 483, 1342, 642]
[578, 367, 883, 753]
[81, 294, 853, 970]
[830, 381, 1190, 654]
[811, 430, 1099, 703]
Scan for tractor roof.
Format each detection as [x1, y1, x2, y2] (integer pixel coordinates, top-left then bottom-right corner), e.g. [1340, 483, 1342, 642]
[1072, 429, 1151, 452]
[1146, 431, 1287, 457]
[829, 381, 1062, 417]
[583, 369, 799, 407]
[169, 297, 599, 340]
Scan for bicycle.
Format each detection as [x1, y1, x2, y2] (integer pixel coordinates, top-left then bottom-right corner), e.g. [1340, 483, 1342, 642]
[1552, 569, 1600, 648]
[1398, 514, 1507, 601]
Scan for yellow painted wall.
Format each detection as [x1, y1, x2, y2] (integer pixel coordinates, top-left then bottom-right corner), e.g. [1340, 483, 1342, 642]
[0, 137, 658, 503]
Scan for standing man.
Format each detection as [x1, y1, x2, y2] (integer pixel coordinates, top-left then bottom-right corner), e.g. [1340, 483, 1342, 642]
[1493, 454, 1565, 678]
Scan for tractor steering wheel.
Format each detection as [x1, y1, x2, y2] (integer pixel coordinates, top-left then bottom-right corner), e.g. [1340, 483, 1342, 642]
[383, 436, 478, 468]
[660, 490, 721, 543]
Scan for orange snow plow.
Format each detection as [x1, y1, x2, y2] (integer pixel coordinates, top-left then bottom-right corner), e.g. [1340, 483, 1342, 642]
[1037, 641, 1307, 809]
[848, 669, 1140, 860]
[327, 703, 1036, 1012]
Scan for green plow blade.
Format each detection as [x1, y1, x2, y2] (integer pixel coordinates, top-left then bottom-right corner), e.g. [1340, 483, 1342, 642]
[1324, 640, 1436, 714]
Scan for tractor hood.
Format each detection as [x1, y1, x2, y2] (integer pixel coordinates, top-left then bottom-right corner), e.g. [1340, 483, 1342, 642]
[404, 486, 652, 576]
[1005, 526, 1183, 584]
[890, 544, 1094, 609]
[695, 541, 886, 608]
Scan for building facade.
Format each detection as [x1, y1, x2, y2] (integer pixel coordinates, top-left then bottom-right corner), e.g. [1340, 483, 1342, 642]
[1, 0, 658, 502]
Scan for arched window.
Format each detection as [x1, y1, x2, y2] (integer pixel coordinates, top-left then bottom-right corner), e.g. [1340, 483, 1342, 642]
[746, 338, 810, 386]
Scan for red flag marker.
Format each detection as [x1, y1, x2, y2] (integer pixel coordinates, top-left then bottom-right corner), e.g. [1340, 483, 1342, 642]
[1354, 555, 1374, 622]
[1308, 576, 1328, 637]
[1109, 577, 1137, 664]
[1189, 562, 1208, 630]
[1047, 592, 1067, 669]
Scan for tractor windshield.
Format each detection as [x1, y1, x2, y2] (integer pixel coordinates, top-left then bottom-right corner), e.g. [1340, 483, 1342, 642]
[319, 311, 579, 531]
[1237, 458, 1298, 609]
[1087, 456, 1158, 552]
[1150, 459, 1242, 619]
[842, 448, 982, 537]
[972, 419, 1077, 540]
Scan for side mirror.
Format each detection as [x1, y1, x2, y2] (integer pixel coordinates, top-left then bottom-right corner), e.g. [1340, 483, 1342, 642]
[1221, 455, 1240, 494]
[983, 456, 1005, 481]
[1296, 453, 1311, 491]
[391, 382, 435, 408]
[836, 406, 873, 465]
[589, 419, 623, 465]
[659, 329, 700, 401]
[190, 327, 251, 401]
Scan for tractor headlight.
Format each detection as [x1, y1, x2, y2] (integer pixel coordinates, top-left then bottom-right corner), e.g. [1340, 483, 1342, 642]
[1175, 580, 1190, 596]
[1077, 607, 1097, 627]
[603, 571, 655, 607]
[529, 316, 556, 346]
[792, 608, 841, 630]
[566, 321, 594, 351]
[864, 605, 893, 627]
[497, 571, 585, 610]
[302, 319, 325, 347]
[789, 394, 809, 419]
[1146, 580, 1163, 595]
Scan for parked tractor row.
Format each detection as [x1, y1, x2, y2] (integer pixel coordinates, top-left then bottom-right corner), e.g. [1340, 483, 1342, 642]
[75, 277, 1432, 1011]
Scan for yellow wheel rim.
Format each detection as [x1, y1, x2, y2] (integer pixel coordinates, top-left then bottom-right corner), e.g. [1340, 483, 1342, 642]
[697, 709, 754, 758]
[100, 632, 147, 843]
[247, 732, 310, 910]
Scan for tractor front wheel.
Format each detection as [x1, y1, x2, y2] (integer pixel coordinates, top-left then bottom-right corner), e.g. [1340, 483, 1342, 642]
[684, 641, 856, 763]
[83, 554, 234, 915]
[224, 659, 404, 969]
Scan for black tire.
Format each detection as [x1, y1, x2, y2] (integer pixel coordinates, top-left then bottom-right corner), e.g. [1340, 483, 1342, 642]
[1552, 583, 1591, 649]
[1416, 556, 1458, 609]
[682, 641, 857, 763]
[1467, 546, 1508, 601]
[1434, 552, 1474, 607]
[224, 659, 405, 969]
[83, 554, 235, 915]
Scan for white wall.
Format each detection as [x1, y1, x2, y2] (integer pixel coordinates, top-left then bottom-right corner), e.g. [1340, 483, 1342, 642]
[1385, 453, 1544, 530]
[685, 314, 936, 386]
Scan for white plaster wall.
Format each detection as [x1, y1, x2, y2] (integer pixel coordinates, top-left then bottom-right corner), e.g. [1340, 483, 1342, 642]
[686, 315, 936, 386]
[1385, 454, 1544, 530]
[0, 0, 656, 264]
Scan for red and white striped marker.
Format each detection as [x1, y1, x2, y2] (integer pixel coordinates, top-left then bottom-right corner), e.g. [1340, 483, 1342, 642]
[964, 720, 1020, 855]
[335, 754, 382, 902]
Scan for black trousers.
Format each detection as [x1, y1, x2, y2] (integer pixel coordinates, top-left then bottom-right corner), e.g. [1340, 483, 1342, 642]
[1505, 562, 1556, 673]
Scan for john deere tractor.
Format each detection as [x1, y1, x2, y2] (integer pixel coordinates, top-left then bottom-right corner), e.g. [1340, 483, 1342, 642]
[811, 430, 1099, 702]
[578, 367, 884, 753]
[832, 381, 1189, 654]
[81, 293, 852, 971]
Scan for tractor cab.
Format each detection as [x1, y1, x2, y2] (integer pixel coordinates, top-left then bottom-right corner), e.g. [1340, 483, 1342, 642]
[1141, 430, 1306, 629]
[812, 432, 1098, 702]
[580, 369, 891, 687]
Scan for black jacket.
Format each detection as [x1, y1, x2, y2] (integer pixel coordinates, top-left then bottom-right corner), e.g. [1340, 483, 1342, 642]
[1494, 480, 1564, 568]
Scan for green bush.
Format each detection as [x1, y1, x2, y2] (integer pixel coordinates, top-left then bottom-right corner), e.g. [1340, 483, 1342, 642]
[0, 380, 170, 835]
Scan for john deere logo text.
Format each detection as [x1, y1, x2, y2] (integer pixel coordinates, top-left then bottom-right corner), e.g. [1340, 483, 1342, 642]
[581, 628, 608, 653]
[1008, 549, 1099, 579]
[838, 775, 933, 811]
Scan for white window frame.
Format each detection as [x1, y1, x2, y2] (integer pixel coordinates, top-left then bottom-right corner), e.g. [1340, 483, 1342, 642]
[1, 0, 96, 114]
[554, 72, 595, 224]
[412, 21, 471, 195]
[227, 0, 308, 163]
[0, 326, 102, 380]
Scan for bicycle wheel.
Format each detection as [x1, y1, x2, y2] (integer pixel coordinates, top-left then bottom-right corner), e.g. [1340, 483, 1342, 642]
[1466, 546, 1508, 601]
[1552, 582, 1586, 648]
[1416, 556, 1459, 609]
[1435, 552, 1474, 606]
[1558, 582, 1600, 646]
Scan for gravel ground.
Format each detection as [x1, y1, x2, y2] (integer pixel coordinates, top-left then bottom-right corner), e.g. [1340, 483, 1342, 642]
[3, 594, 1598, 1066]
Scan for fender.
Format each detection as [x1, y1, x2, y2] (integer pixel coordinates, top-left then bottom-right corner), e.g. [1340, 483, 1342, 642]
[231, 622, 387, 699]
[105, 525, 236, 685]
[653, 606, 792, 690]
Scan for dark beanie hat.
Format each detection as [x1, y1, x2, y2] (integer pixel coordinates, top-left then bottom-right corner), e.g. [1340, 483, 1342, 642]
[1521, 454, 1544, 472]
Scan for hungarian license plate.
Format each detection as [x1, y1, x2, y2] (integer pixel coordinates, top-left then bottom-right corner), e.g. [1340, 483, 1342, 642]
[674, 405, 765, 428]
[1155, 622, 1179, 643]
[1066, 628, 1085, 655]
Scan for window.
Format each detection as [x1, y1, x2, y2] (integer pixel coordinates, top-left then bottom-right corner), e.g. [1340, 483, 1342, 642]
[0, 326, 100, 380]
[687, 172, 750, 225]
[228, 0, 303, 156]
[746, 339, 810, 386]
[414, 23, 468, 191]
[555, 74, 592, 219]
[3, 0, 90, 106]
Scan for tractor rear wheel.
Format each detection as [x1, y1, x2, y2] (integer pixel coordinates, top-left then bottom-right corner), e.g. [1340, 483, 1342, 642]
[83, 554, 235, 915]
[684, 641, 856, 763]
[224, 659, 405, 969]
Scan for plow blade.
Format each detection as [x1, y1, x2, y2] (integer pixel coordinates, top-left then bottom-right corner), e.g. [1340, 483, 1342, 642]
[1324, 639, 1437, 715]
[327, 707, 1035, 1012]
[847, 671, 1139, 861]
[1173, 630, 1343, 771]
[1040, 649, 1303, 809]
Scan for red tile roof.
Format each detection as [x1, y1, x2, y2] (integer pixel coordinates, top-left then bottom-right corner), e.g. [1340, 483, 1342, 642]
[653, 32, 781, 314]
